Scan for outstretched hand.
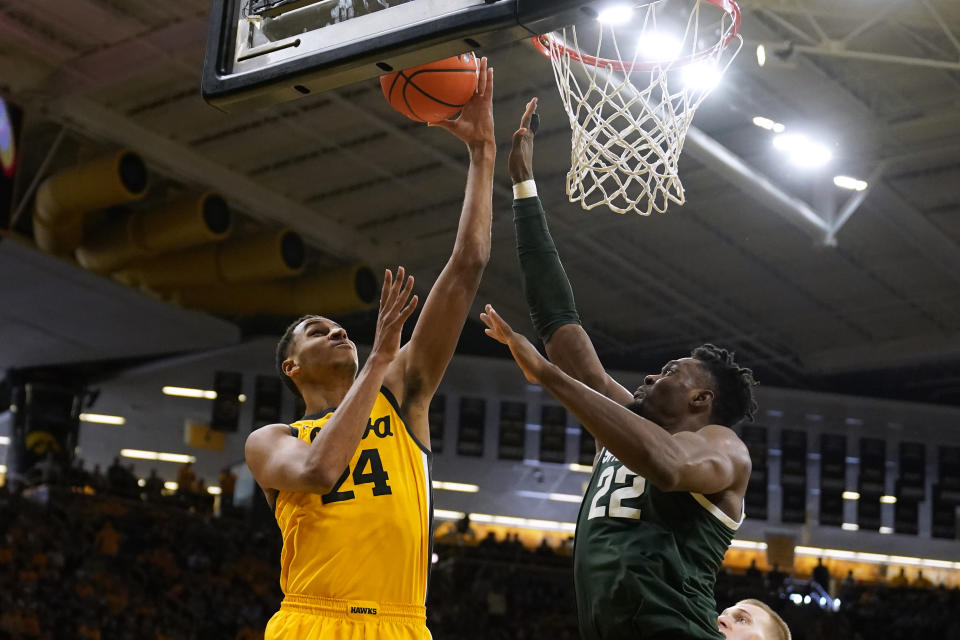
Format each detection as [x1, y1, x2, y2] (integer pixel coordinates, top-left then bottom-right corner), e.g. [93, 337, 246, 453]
[428, 56, 494, 152]
[371, 267, 419, 363]
[480, 304, 548, 384]
[508, 97, 538, 184]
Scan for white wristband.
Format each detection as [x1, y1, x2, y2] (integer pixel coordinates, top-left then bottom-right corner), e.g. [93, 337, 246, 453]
[512, 179, 538, 200]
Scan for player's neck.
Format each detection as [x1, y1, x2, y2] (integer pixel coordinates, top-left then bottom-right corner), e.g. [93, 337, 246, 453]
[663, 414, 711, 435]
[300, 371, 355, 415]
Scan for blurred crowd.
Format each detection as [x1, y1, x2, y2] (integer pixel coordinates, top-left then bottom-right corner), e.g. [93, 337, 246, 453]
[0, 477, 958, 639]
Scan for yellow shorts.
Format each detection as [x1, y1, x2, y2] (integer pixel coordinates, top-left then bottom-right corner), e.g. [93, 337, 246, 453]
[265, 594, 432, 640]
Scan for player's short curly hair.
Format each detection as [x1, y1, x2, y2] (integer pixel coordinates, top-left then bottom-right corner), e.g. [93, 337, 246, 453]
[690, 344, 758, 426]
[275, 315, 319, 400]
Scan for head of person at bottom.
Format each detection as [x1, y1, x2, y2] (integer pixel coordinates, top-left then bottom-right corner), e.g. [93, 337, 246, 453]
[626, 343, 758, 431]
[718, 600, 791, 640]
[276, 315, 359, 400]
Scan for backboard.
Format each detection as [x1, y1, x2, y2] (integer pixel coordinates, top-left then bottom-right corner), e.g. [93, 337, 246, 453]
[202, 0, 612, 112]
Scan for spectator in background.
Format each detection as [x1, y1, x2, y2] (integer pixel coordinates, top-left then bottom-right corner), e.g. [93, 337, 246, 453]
[912, 570, 932, 589]
[812, 558, 832, 594]
[767, 563, 787, 591]
[90, 464, 106, 493]
[106, 457, 126, 494]
[536, 537, 555, 557]
[219, 467, 237, 515]
[456, 513, 477, 544]
[95, 520, 120, 557]
[176, 463, 196, 503]
[889, 567, 908, 587]
[746, 559, 762, 580]
[143, 469, 163, 502]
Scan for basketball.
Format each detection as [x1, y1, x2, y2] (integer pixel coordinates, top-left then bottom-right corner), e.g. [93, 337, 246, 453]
[380, 52, 479, 123]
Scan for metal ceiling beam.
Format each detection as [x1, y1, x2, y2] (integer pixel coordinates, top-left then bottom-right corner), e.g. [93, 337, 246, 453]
[868, 181, 960, 288]
[804, 334, 960, 374]
[684, 128, 832, 242]
[825, 161, 887, 246]
[41, 95, 383, 263]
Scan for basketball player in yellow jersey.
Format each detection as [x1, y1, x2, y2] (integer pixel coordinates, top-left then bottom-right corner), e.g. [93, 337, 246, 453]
[245, 57, 500, 640]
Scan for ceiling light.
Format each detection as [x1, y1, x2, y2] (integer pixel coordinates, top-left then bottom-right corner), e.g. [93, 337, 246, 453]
[842, 491, 860, 500]
[163, 481, 178, 491]
[682, 61, 723, 90]
[756, 44, 766, 67]
[773, 133, 833, 168]
[880, 495, 897, 504]
[597, 4, 633, 25]
[162, 386, 246, 401]
[80, 413, 126, 426]
[0, 436, 9, 445]
[517, 490, 582, 503]
[164, 386, 216, 399]
[207, 486, 222, 495]
[568, 463, 592, 473]
[841, 522, 859, 531]
[137, 478, 146, 487]
[752, 116, 785, 133]
[0, 465, 6, 474]
[879, 526, 894, 534]
[638, 32, 685, 62]
[834, 175, 868, 191]
[121, 448, 197, 464]
[432, 481, 479, 493]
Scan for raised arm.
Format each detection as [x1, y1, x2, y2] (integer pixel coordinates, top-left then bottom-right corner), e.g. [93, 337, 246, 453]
[385, 58, 495, 413]
[508, 102, 632, 405]
[246, 269, 418, 494]
[481, 305, 751, 494]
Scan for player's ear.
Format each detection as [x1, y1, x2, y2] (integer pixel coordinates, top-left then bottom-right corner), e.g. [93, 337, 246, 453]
[282, 357, 299, 379]
[690, 388, 714, 412]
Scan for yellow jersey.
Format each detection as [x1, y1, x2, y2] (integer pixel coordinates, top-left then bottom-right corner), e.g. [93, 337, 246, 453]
[274, 387, 433, 606]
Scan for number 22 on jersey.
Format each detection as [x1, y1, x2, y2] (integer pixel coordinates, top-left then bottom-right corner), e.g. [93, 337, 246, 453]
[588, 463, 645, 520]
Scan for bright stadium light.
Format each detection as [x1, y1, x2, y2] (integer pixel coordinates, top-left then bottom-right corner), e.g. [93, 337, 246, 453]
[432, 481, 479, 493]
[834, 175, 868, 191]
[121, 449, 196, 464]
[842, 491, 860, 500]
[752, 116, 786, 133]
[597, 4, 633, 25]
[0, 436, 9, 445]
[756, 44, 767, 67]
[638, 32, 685, 61]
[880, 495, 897, 504]
[773, 133, 833, 168]
[879, 526, 894, 534]
[164, 481, 178, 491]
[841, 522, 859, 531]
[568, 463, 592, 473]
[80, 413, 126, 425]
[163, 386, 246, 401]
[682, 61, 723, 90]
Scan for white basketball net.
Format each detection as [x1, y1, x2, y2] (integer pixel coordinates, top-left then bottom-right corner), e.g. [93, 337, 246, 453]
[539, 0, 742, 215]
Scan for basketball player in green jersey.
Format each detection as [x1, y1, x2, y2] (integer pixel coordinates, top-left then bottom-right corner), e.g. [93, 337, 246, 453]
[480, 101, 759, 640]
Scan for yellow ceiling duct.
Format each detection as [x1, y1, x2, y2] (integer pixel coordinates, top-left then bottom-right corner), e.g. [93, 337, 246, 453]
[33, 150, 148, 256]
[171, 265, 377, 316]
[75, 192, 232, 274]
[117, 228, 305, 288]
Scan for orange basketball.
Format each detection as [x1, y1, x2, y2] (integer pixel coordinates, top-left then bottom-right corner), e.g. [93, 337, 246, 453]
[380, 52, 479, 123]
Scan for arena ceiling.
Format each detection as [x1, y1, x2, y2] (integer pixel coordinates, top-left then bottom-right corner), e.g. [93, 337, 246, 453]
[1, 0, 960, 405]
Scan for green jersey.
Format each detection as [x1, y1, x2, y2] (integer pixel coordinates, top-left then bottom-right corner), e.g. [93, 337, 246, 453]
[574, 448, 741, 640]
